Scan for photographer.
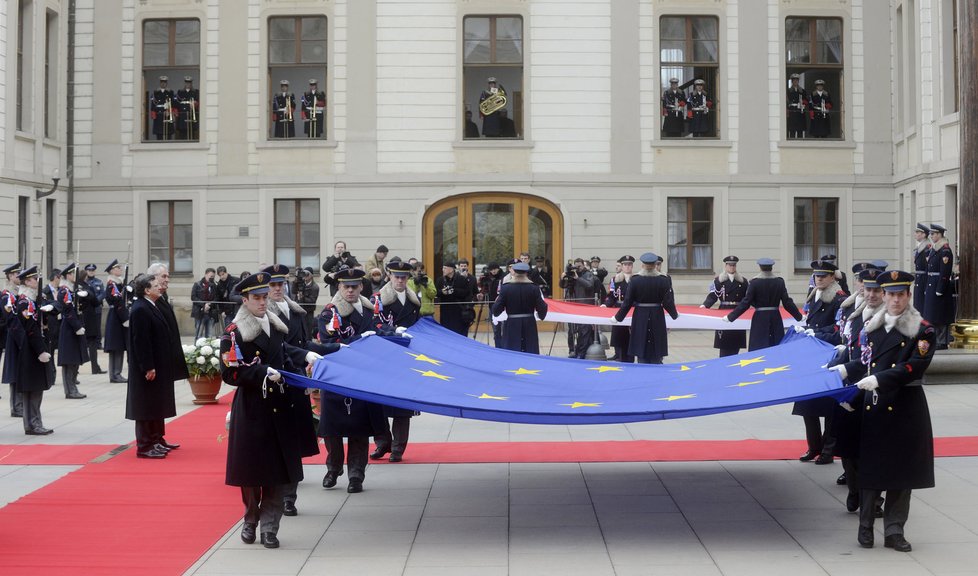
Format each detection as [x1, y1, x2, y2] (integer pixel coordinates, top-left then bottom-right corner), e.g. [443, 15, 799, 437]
[560, 258, 602, 358]
[321, 241, 361, 296]
[530, 256, 551, 297]
[408, 261, 437, 319]
[293, 267, 320, 337]
[478, 262, 505, 347]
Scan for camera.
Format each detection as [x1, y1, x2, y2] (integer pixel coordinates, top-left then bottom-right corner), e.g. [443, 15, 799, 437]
[564, 263, 577, 278]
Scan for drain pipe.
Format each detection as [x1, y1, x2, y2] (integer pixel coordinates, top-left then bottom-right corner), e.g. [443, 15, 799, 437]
[66, 0, 76, 258]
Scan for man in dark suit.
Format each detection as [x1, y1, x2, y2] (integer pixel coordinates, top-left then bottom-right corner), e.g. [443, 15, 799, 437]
[724, 258, 803, 351]
[612, 252, 679, 364]
[146, 263, 191, 386]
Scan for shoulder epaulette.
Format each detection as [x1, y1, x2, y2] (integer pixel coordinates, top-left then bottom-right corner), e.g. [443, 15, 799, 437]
[225, 322, 237, 334]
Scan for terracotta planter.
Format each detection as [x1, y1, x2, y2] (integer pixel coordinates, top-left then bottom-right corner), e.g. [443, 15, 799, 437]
[188, 374, 222, 405]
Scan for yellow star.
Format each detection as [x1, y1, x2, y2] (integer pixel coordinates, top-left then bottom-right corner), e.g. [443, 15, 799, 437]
[467, 393, 509, 400]
[505, 368, 541, 376]
[406, 352, 443, 366]
[560, 402, 602, 409]
[673, 365, 692, 372]
[728, 356, 765, 368]
[727, 380, 764, 388]
[752, 365, 790, 376]
[655, 394, 697, 401]
[586, 366, 623, 373]
[412, 369, 453, 381]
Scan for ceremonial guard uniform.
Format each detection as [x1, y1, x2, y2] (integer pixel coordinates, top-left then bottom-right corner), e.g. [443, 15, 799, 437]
[437, 262, 472, 336]
[786, 73, 808, 138]
[80, 264, 105, 375]
[176, 76, 200, 140]
[149, 76, 177, 140]
[316, 267, 388, 493]
[687, 79, 713, 137]
[221, 272, 314, 548]
[839, 271, 935, 552]
[923, 224, 954, 349]
[2, 263, 24, 415]
[103, 260, 129, 383]
[613, 253, 679, 364]
[301, 79, 326, 138]
[604, 256, 635, 363]
[55, 263, 88, 399]
[272, 80, 296, 138]
[661, 78, 687, 137]
[14, 267, 55, 434]
[725, 258, 803, 351]
[491, 262, 548, 354]
[41, 271, 61, 358]
[912, 223, 931, 313]
[370, 261, 422, 462]
[808, 80, 833, 138]
[701, 255, 748, 357]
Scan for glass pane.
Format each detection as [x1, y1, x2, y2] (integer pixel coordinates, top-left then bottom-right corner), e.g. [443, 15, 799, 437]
[301, 17, 327, 40]
[175, 20, 199, 43]
[276, 200, 295, 223]
[819, 199, 838, 222]
[693, 41, 718, 63]
[300, 247, 320, 271]
[668, 246, 687, 270]
[495, 39, 523, 63]
[148, 202, 168, 225]
[276, 248, 295, 268]
[794, 199, 812, 222]
[691, 198, 711, 221]
[497, 17, 522, 39]
[269, 18, 296, 41]
[148, 225, 169, 251]
[300, 223, 318, 247]
[667, 198, 686, 222]
[667, 222, 686, 246]
[527, 207, 553, 275]
[795, 222, 813, 245]
[276, 224, 296, 248]
[174, 43, 199, 66]
[794, 245, 813, 269]
[692, 246, 712, 269]
[786, 41, 811, 64]
[472, 203, 515, 269]
[299, 200, 319, 223]
[464, 17, 490, 41]
[143, 21, 169, 44]
[816, 19, 842, 42]
[301, 40, 327, 64]
[820, 245, 838, 261]
[270, 40, 296, 64]
[660, 41, 686, 63]
[174, 224, 193, 249]
[433, 207, 459, 275]
[817, 41, 842, 64]
[820, 221, 837, 244]
[691, 17, 718, 40]
[173, 201, 192, 225]
[691, 221, 711, 245]
[659, 17, 686, 40]
[143, 44, 168, 67]
[464, 40, 490, 63]
[785, 18, 810, 43]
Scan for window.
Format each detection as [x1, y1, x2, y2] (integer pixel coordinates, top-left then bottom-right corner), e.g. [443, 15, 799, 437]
[17, 0, 32, 132]
[942, 0, 959, 114]
[18, 197, 29, 265]
[45, 10, 58, 139]
[267, 16, 328, 140]
[149, 201, 193, 274]
[659, 15, 719, 138]
[463, 16, 524, 139]
[274, 200, 320, 270]
[786, 17, 844, 138]
[667, 198, 713, 271]
[794, 198, 838, 270]
[142, 19, 201, 141]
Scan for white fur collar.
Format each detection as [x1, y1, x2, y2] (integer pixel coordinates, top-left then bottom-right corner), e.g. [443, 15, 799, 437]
[860, 302, 881, 321]
[863, 306, 923, 338]
[379, 282, 421, 307]
[108, 275, 123, 284]
[614, 272, 632, 283]
[330, 293, 373, 317]
[232, 307, 289, 342]
[508, 274, 533, 284]
[20, 286, 37, 300]
[753, 270, 775, 279]
[637, 268, 661, 277]
[916, 240, 931, 252]
[715, 272, 745, 284]
[279, 294, 306, 315]
[841, 291, 861, 310]
[807, 282, 842, 305]
[931, 238, 948, 251]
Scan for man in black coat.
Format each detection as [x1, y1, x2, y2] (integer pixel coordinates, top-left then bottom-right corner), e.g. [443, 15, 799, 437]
[55, 262, 89, 399]
[149, 75, 176, 140]
[301, 79, 326, 138]
[604, 255, 635, 363]
[41, 269, 62, 359]
[701, 255, 748, 357]
[912, 223, 930, 313]
[808, 79, 833, 137]
[561, 258, 602, 359]
[191, 268, 220, 338]
[146, 263, 191, 384]
[75, 266, 105, 375]
[14, 266, 56, 434]
[661, 77, 687, 137]
[491, 262, 548, 354]
[370, 261, 423, 462]
[478, 262, 506, 348]
[103, 260, 129, 383]
[437, 261, 472, 336]
[221, 272, 320, 549]
[923, 224, 954, 349]
[724, 258, 803, 351]
[292, 267, 320, 338]
[829, 270, 935, 552]
[176, 76, 200, 140]
[2, 262, 24, 414]
[316, 267, 388, 493]
[612, 252, 679, 364]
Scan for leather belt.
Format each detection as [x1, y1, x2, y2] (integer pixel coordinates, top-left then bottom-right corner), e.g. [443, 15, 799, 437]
[720, 301, 739, 306]
[506, 313, 534, 319]
[755, 307, 779, 311]
[636, 303, 662, 307]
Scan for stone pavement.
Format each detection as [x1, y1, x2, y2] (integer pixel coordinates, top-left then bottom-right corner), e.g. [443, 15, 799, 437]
[2, 330, 978, 576]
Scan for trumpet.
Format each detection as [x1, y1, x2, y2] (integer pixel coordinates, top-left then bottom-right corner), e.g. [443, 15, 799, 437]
[163, 96, 174, 124]
[309, 94, 317, 138]
[190, 96, 197, 123]
[286, 95, 293, 122]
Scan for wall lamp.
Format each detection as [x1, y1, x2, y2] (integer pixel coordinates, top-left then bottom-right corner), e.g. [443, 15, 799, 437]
[35, 170, 60, 200]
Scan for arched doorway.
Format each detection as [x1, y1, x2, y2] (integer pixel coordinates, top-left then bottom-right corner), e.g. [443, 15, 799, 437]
[422, 193, 564, 294]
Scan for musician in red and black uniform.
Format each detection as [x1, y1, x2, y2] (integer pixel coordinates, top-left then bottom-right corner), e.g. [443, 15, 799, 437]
[604, 255, 635, 363]
[686, 79, 713, 137]
[786, 73, 808, 138]
[176, 76, 199, 140]
[149, 75, 177, 140]
[808, 79, 833, 138]
[272, 80, 296, 139]
[661, 78, 687, 137]
[103, 260, 130, 383]
[701, 255, 748, 357]
[301, 79, 326, 138]
[55, 262, 88, 399]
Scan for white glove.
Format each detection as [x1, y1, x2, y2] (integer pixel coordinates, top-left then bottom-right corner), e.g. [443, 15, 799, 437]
[804, 328, 815, 337]
[305, 351, 323, 364]
[609, 317, 619, 325]
[76, 328, 86, 336]
[266, 367, 282, 382]
[699, 305, 706, 309]
[360, 331, 376, 338]
[400, 332, 414, 339]
[77, 290, 89, 297]
[936, 292, 943, 297]
[338, 343, 350, 348]
[855, 376, 879, 391]
[793, 325, 804, 333]
[126, 285, 134, 293]
[839, 401, 855, 412]
[834, 344, 847, 354]
[122, 320, 129, 328]
[38, 352, 52, 363]
[40, 304, 54, 312]
[721, 316, 731, 323]
[395, 326, 409, 335]
[828, 364, 847, 380]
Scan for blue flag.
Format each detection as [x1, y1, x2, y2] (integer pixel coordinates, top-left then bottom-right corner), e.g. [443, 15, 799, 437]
[282, 318, 855, 425]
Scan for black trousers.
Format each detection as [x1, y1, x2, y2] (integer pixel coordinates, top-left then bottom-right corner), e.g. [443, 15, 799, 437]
[324, 436, 369, 481]
[803, 414, 836, 456]
[241, 484, 285, 535]
[21, 390, 44, 432]
[374, 417, 411, 457]
[61, 366, 81, 396]
[719, 348, 740, 357]
[108, 351, 125, 380]
[87, 339, 102, 372]
[859, 488, 912, 537]
[636, 356, 664, 364]
[135, 419, 165, 452]
[566, 324, 577, 355]
[9, 384, 23, 415]
[614, 346, 634, 364]
[574, 325, 594, 358]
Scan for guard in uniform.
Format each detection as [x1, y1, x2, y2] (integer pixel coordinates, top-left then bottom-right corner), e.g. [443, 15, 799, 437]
[724, 258, 803, 350]
[370, 260, 422, 462]
[176, 76, 200, 140]
[14, 266, 55, 434]
[912, 223, 930, 312]
[80, 264, 105, 375]
[150, 76, 177, 140]
[55, 262, 88, 399]
[661, 78, 687, 137]
[808, 79, 833, 138]
[701, 255, 748, 357]
[794, 260, 848, 465]
[491, 262, 548, 354]
[923, 224, 954, 349]
[272, 80, 296, 139]
[837, 271, 935, 552]
[604, 255, 635, 363]
[103, 260, 129, 383]
[786, 73, 808, 138]
[301, 79, 326, 138]
[612, 252, 679, 364]
[41, 269, 61, 359]
[316, 267, 388, 493]
[221, 272, 320, 549]
[2, 263, 24, 415]
[686, 79, 713, 137]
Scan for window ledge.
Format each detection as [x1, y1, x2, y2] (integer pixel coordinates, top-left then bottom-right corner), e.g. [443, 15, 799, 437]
[893, 128, 918, 143]
[41, 138, 63, 149]
[937, 112, 960, 128]
[130, 142, 210, 151]
[778, 140, 856, 150]
[255, 139, 338, 150]
[14, 131, 36, 143]
[652, 139, 733, 149]
[453, 139, 535, 150]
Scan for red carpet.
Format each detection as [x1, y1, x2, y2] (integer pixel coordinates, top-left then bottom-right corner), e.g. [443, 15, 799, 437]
[0, 444, 119, 465]
[0, 396, 239, 576]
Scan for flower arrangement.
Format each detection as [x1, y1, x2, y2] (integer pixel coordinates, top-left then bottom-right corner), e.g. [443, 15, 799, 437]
[183, 337, 222, 378]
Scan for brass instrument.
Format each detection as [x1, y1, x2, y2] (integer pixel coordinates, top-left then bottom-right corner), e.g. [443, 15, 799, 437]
[309, 94, 317, 138]
[819, 98, 827, 117]
[162, 96, 174, 139]
[286, 94, 293, 122]
[479, 88, 507, 116]
[190, 96, 197, 123]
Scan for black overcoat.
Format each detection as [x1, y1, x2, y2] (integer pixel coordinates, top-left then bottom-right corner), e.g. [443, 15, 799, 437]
[1, 292, 21, 384]
[726, 274, 803, 351]
[702, 274, 748, 350]
[614, 272, 679, 359]
[604, 274, 632, 351]
[103, 279, 129, 353]
[56, 285, 90, 366]
[374, 287, 423, 418]
[793, 287, 847, 417]
[913, 243, 929, 312]
[924, 242, 955, 325]
[158, 295, 191, 381]
[125, 298, 177, 421]
[14, 297, 56, 393]
[786, 87, 808, 133]
[829, 302, 874, 459]
[437, 273, 471, 335]
[491, 280, 548, 354]
[808, 90, 833, 137]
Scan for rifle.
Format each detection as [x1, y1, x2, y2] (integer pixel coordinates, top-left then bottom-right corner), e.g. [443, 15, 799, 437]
[73, 240, 81, 314]
[122, 242, 132, 311]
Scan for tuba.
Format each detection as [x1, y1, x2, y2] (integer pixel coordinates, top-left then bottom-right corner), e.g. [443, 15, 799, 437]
[479, 88, 508, 116]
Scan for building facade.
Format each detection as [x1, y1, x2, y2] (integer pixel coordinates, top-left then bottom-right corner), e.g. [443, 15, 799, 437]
[1, 0, 963, 317]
